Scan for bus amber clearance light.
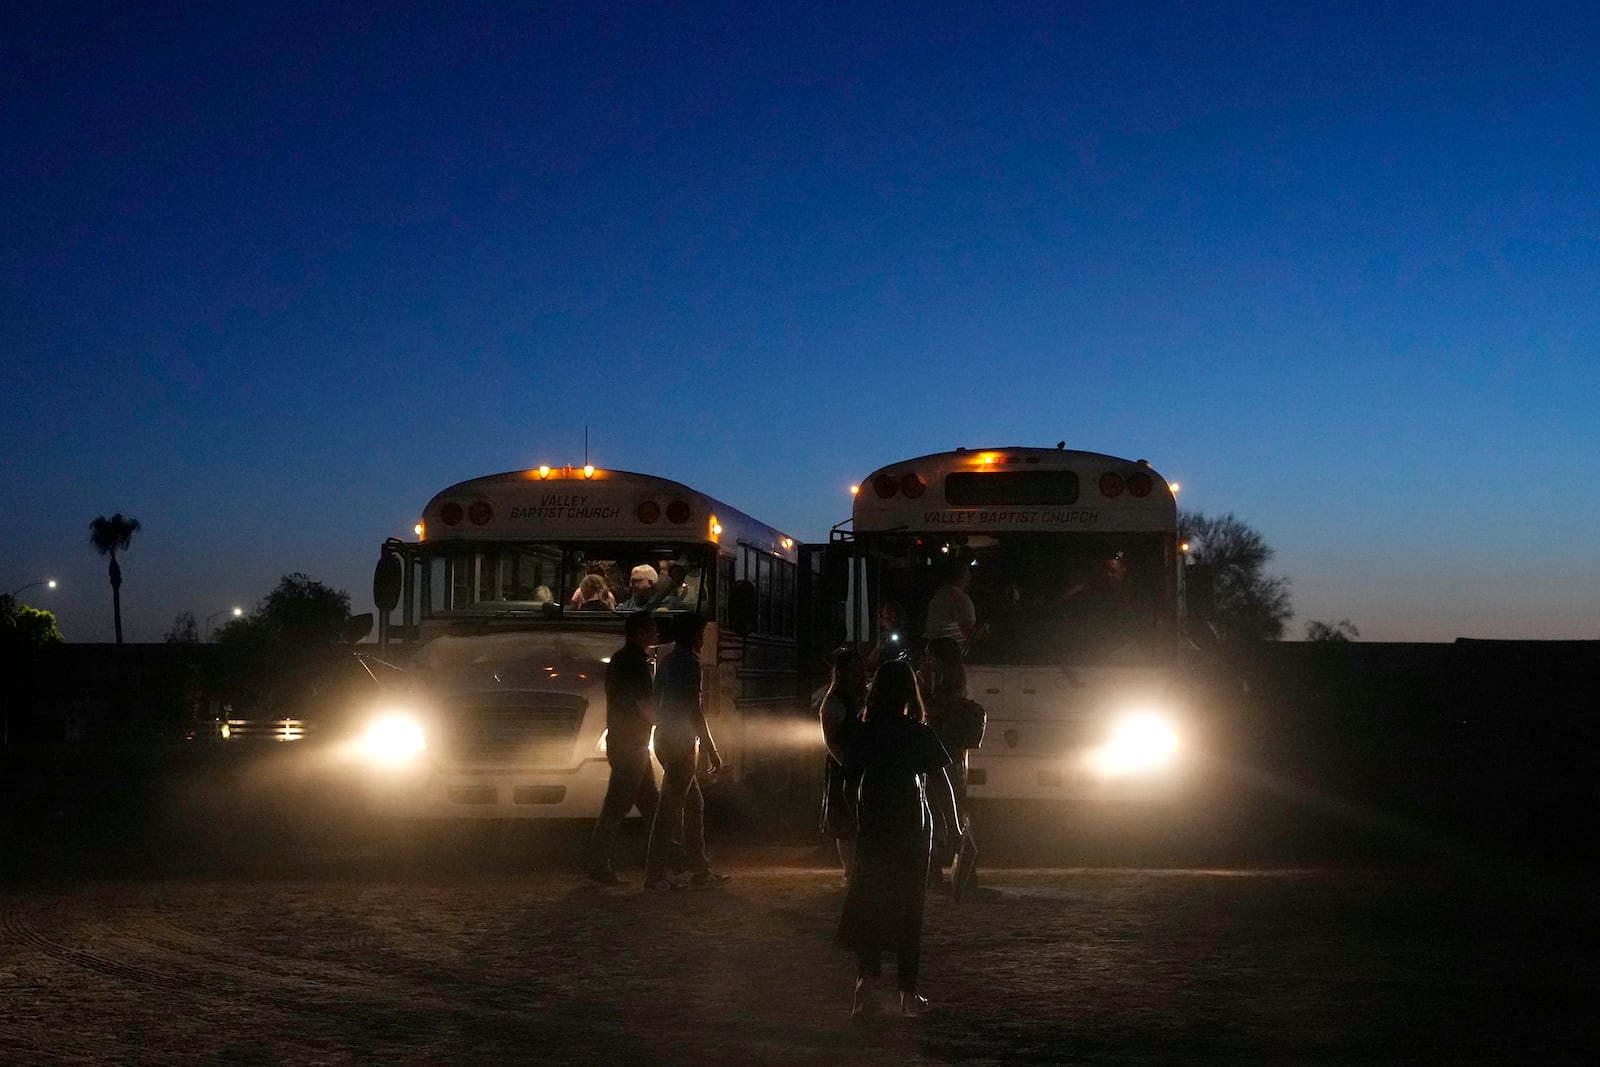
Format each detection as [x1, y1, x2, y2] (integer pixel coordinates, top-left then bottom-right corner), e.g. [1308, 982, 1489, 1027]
[538, 466, 551, 479]
[1087, 712, 1179, 778]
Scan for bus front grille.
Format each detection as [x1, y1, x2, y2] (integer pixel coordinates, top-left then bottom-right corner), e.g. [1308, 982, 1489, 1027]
[440, 692, 588, 763]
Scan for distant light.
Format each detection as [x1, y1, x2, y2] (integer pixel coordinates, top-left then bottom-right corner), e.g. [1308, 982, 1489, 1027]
[231, 606, 243, 617]
[849, 484, 860, 495]
[47, 579, 57, 589]
[538, 465, 551, 479]
[1180, 542, 1191, 554]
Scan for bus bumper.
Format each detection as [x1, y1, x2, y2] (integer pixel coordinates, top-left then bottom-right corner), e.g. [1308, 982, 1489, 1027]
[363, 758, 614, 819]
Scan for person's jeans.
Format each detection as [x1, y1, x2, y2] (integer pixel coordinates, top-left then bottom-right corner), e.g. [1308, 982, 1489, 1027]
[645, 740, 708, 878]
[587, 744, 659, 875]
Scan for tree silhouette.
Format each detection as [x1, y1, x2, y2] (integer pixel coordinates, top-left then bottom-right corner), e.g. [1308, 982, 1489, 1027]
[1179, 510, 1292, 641]
[1305, 618, 1360, 642]
[89, 513, 141, 645]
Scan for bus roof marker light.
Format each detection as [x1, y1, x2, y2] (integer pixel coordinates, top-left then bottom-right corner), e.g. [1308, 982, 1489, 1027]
[849, 484, 860, 496]
[583, 465, 595, 479]
[413, 523, 424, 537]
[1169, 481, 1181, 494]
[710, 517, 722, 538]
[538, 466, 551, 479]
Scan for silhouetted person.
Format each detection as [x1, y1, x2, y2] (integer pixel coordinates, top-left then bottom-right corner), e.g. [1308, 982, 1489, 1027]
[644, 613, 727, 889]
[922, 558, 975, 699]
[586, 611, 661, 886]
[819, 647, 867, 883]
[835, 658, 962, 1021]
[862, 601, 907, 679]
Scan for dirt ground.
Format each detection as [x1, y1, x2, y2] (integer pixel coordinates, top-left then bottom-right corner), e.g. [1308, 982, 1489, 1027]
[3, 840, 1597, 1066]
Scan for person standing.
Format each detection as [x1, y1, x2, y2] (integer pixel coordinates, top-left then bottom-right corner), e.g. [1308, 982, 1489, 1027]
[922, 558, 977, 880]
[818, 647, 867, 883]
[921, 558, 976, 700]
[834, 658, 962, 1020]
[585, 611, 661, 886]
[643, 613, 728, 889]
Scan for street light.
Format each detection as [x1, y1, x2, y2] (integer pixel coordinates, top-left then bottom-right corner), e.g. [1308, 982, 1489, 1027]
[205, 606, 243, 641]
[6, 579, 57, 597]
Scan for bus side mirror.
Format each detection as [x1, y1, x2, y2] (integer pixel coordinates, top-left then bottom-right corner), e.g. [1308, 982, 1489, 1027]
[1184, 562, 1215, 618]
[373, 551, 403, 613]
[729, 579, 758, 636]
[342, 613, 374, 644]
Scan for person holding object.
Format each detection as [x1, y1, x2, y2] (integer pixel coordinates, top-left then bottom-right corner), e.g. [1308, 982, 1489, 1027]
[585, 611, 660, 885]
[834, 658, 963, 1021]
[643, 613, 728, 889]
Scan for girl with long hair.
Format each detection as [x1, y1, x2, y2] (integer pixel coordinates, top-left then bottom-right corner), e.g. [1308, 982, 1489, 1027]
[833, 657, 963, 1020]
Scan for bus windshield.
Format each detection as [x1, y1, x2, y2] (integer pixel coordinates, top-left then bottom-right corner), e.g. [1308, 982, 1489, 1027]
[419, 541, 711, 618]
[864, 531, 1176, 666]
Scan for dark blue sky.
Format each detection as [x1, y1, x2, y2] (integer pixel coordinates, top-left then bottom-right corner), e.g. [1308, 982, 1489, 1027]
[5, 1, 1598, 641]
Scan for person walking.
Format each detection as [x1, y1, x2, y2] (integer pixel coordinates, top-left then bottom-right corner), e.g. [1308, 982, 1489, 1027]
[834, 658, 963, 1020]
[818, 647, 867, 883]
[585, 611, 661, 886]
[643, 612, 728, 889]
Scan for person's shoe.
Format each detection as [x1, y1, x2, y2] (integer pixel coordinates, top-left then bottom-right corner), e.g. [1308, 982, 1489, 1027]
[900, 992, 929, 1017]
[851, 977, 875, 1024]
[587, 869, 625, 887]
[689, 869, 731, 886]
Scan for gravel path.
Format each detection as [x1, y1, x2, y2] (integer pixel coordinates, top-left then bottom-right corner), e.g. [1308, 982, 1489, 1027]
[2, 856, 1594, 1065]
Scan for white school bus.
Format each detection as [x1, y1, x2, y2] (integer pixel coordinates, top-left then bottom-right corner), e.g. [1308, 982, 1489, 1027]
[840, 446, 1194, 802]
[361, 464, 800, 819]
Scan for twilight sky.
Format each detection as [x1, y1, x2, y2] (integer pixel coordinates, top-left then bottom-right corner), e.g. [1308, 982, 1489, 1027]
[5, 1, 1598, 643]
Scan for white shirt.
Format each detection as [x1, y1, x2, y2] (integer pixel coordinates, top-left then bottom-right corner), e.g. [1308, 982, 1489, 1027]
[923, 584, 976, 643]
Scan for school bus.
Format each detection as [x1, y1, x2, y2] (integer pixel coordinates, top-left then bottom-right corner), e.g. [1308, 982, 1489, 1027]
[838, 446, 1195, 801]
[360, 464, 800, 819]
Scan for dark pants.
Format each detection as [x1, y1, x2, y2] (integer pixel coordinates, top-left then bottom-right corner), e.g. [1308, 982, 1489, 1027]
[587, 744, 660, 875]
[645, 740, 709, 878]
[858, 945, 922, 992]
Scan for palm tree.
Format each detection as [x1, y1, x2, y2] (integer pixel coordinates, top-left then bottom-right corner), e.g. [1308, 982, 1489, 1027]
[89, 513, 141, 644]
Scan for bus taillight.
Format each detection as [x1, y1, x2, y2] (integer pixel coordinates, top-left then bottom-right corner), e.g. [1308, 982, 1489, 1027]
[637, 501, 661, 524]
[901, 473, 927, 498]
[468, 501, 493, 525]
[873, 473, 899, 498]
[440, 502, 464, 526]
[666, 500, 692, 524]
[1128, 471, 1154, 497]
[1098, 472, 1125, 498]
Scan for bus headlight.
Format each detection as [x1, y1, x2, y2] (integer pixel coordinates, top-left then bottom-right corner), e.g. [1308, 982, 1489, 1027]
[1089, 711, 1179, 777]
[361, 713, 427, 765]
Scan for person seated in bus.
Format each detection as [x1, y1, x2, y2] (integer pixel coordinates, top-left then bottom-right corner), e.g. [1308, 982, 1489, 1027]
[530, 585, 554, 606]
[1060, 550, 1131, 610]
[569, 564, 617, 609]
[646, 561, 689, 610]
[576, 574, 614, 611]
[617, 564, 659, 611]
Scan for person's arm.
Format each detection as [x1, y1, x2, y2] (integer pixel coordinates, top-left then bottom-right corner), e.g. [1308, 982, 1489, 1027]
[931, 765, 962, 842]
[683, 660, 721, 772]
[958, 592, 977, 641]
